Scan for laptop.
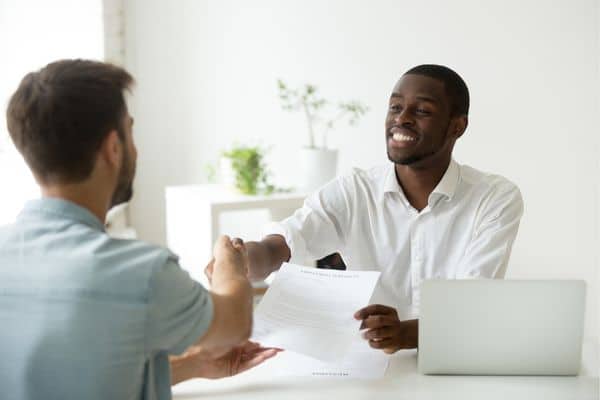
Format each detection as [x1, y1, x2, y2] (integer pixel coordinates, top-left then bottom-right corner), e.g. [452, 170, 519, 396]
[418, 279, 586, 375]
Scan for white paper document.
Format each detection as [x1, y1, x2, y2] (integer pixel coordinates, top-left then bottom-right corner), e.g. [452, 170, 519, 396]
[259, 339, 391, 379]
[253, 263, 389, 378]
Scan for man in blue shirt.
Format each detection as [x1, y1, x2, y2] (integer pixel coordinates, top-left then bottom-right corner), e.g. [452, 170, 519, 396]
[0, 59, 277, 399]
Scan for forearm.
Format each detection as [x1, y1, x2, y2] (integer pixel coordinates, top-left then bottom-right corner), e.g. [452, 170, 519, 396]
[211, 269, 252, 299]
[210, 276, 253, 341]
[195, 251, 254, 357]
[170, 355, 195, 386]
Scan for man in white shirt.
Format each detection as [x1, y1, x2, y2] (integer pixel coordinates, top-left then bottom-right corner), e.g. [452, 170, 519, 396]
[241, 64, 524, 354]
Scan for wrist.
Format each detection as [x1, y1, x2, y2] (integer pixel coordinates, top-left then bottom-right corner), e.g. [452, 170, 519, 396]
[211, 274, 251, 294]
[170, 356, 196, 385]
[212, 258, 246, 277]
[399, 319, 419, 349]
[246, 241, 272, 280]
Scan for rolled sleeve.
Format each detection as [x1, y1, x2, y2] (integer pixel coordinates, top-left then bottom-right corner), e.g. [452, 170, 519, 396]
[145, 258, 213, 356]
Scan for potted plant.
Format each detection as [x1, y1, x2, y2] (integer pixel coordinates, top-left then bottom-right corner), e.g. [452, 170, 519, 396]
[221, 144, 275, 195]
[277, 80, 368, 191]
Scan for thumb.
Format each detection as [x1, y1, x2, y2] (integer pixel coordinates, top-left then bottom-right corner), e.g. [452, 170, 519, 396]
[213, 235, 233, 255]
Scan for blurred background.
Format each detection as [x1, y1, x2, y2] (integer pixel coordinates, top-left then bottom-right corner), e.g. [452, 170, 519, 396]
[0, 0, 598, 347]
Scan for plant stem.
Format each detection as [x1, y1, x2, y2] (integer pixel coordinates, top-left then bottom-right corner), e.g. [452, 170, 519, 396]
[322, 110, 348, 148]
[302, 102, 315, 148]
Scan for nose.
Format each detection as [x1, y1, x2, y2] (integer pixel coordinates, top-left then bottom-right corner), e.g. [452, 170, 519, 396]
[393, 108, 414, 126]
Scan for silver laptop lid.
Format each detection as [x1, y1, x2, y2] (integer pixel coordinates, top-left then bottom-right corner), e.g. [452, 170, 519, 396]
[418, 280, 586, 376]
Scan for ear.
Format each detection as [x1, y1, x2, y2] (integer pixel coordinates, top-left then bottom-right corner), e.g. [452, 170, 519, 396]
[450, 115, 468, 140]
[99, 130, 123, 171]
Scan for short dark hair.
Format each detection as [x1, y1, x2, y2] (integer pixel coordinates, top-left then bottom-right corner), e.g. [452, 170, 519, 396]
[6, 59, 134, 184]
[404, 64, 469, 117]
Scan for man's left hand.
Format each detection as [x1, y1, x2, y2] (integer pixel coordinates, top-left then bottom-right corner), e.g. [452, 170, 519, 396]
[170, 341, 282, 384]
[354, 304, 418, 354]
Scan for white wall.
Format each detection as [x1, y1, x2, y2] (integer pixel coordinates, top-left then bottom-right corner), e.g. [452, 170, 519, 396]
[0, 0, 103, 225]
[124, 0, 599, 340]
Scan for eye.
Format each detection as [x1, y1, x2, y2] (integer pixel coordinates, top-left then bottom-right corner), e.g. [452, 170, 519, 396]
[389, 104, 402, 112]
[415, 108, 431, 116]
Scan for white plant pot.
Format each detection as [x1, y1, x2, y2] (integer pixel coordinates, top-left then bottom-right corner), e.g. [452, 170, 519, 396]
[299, 147, 338, 193]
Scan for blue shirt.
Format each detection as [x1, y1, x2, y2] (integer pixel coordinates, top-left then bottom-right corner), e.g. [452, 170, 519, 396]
[0, 198, 213, 400]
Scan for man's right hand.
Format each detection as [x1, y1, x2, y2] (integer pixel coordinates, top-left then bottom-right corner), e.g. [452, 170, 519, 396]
[208, 236, 248, 282]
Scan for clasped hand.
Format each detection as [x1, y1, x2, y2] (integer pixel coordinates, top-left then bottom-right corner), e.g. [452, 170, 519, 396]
[354, 304, 418, 354]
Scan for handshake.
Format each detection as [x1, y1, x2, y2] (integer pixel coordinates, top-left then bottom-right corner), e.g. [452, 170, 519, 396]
[204, 235, 249, 284]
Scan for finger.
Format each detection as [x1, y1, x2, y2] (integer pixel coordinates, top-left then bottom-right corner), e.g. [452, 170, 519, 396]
[354, 304, 397, 320]
[217, 235, 232, 247]
[213, 235, 233, 255]
[231, 237, 244, 247]
[361, 315, 401, 330]
[243, 340, 259, 347]
[360, 315, 399, 330]
[241, 346, 283, 360]
[230, 238, 246, 256]
[204, 258, 215, 279]
[233, 242, 248, 260]
[243, 340, 276, 349]
[239, 341, 261, 352]
[228, 347, 243, 377]
[368, 338, 396, 349]
[362, 326, 398, 341]
[237, 348, 279, 373]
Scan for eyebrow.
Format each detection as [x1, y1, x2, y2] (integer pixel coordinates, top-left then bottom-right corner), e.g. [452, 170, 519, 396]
[390, 93, 439, 104]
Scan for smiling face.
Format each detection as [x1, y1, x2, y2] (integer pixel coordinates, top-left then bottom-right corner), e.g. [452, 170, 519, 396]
[385, 74, 462, 167]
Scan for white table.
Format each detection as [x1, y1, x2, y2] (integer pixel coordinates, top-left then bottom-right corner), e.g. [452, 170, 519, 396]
[165, 184, 306, 284]
[173, 342, 599, 400]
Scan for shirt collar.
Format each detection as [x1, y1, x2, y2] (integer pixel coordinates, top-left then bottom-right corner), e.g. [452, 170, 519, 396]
[382, 163, 412, 207]
[383, 163, 403, 194]
[19, 197, 106, 232]
[382, 159, 461, 204]
[431, 159, 460, 202]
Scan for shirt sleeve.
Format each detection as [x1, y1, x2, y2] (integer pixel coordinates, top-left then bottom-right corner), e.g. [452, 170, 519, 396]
[263, 176, 351, 263]
[456, 182, 524, 279]
[145, 257, 213, 356]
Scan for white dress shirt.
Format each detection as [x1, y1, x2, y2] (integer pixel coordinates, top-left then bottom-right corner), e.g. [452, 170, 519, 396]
[264, 159, 524, 320]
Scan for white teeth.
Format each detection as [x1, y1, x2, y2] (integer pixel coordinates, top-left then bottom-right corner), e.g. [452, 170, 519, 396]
[392, 133, 416, 142]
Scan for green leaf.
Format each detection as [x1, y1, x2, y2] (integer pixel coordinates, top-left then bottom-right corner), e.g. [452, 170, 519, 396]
[222, 144, 280, 195]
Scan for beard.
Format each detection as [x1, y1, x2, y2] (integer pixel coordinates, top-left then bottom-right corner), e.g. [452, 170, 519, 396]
[387, 150, 437, 165]
[110, 147, 135, 208]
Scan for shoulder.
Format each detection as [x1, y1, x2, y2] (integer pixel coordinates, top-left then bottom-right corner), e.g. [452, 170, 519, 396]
[91, 235, 181, 297]
[458, 163, 524, 213]
[98, 236, 177, 272]
[341, 164, 389, 185]
[309, 164, 389, 211]
[332, 164, 390, 196]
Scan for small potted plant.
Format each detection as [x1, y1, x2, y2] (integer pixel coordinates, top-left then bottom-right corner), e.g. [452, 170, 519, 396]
[220, 144, 275, 195]
[277, 80, 368, 191]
